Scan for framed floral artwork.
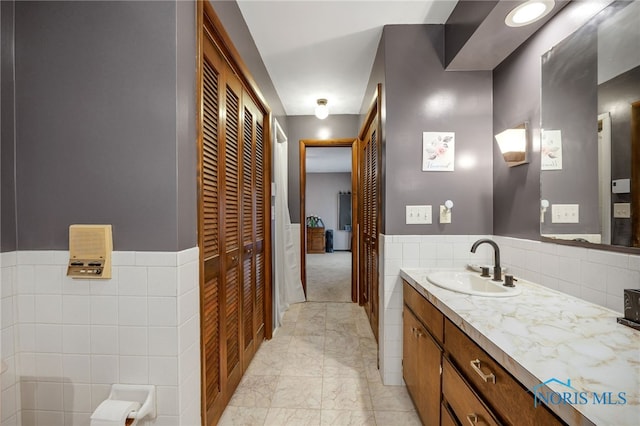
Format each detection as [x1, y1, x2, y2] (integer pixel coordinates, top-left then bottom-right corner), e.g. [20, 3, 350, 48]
[422, 132, 455, 171]
[541, 129, 562, 170]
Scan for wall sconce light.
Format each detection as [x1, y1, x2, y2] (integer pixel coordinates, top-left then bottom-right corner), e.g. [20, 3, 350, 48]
[541, 199, 549, 223]
[495, 123, 529, 167]
[315, 98, 329, 120]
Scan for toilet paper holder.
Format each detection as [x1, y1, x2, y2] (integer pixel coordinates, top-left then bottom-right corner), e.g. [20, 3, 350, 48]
[106, 384, 156, 422]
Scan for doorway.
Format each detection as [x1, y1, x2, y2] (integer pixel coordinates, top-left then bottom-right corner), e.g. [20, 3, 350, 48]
[299, 139, 358, 303]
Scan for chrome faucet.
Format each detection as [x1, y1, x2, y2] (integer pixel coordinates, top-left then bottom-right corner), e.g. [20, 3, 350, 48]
[470, 239, 502, 282]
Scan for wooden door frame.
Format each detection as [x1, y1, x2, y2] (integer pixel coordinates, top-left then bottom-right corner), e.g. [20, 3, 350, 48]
[299, 138, 359, 302]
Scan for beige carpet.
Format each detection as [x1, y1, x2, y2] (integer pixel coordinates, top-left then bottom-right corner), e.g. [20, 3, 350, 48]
[306, 251, 352, 302]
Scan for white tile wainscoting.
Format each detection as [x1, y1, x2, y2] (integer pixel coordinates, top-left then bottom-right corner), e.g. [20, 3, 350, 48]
[377, 234, 640, 386]
[0, 248, 201, 426]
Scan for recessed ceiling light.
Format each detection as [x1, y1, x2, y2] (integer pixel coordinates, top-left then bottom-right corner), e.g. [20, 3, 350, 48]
[505, 0, 555, 27]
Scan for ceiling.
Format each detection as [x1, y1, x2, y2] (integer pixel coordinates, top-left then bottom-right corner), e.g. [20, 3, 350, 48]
[237, 0, 459, 116]
[236, 0, 571, 172]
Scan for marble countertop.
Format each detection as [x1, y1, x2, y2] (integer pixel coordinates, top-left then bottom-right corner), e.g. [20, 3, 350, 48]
[400, 267, 640, 426]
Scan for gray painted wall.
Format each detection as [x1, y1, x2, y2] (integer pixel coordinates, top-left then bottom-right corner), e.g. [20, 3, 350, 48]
[306, 172, 352, 250]
[287, 115, 360, 223]
[599, 65, 640, 246]
[176, 0, 198, 251]
[444, 0, 497, 68]
[360, 31, 386, 233]
[210, 0, 288, 134]
[13, 1, 196, 251]
[383, 25, 494, 235]
[1, 1, 17, 252]
[492, 1, 607, 239]
[540, 23, 599, 235]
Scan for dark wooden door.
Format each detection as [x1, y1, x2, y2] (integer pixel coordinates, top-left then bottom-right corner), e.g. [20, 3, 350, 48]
[240, 95, 266, 368]
[359, 112, 379, 342]
[200, 32, 225, 424]
[199, 15, 270, 424]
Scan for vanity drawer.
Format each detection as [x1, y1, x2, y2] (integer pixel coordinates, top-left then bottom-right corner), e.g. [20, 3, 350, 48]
[403, 281, 444, 342]
[445, 320, 564, 426]
[442, 357, 500, 426]
[440, 402, 458, 426]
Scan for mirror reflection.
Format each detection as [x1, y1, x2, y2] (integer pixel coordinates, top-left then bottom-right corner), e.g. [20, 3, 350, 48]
[540, 0, 640, 248]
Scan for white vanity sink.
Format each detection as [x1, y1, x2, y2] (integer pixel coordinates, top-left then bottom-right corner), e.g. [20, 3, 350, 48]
[426, 271, 521, 297]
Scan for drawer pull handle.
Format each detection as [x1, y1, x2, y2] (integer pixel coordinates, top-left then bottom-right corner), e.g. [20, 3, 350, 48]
[466, 414, 486, 426]
[470, 359, 496, 384]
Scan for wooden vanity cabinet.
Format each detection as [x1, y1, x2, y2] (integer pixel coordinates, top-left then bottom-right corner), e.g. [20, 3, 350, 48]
[442, 357, 501, 426]
[445, 320, 563, 426]
[402, 280, 566, 426]
[403, 282, 443, 424]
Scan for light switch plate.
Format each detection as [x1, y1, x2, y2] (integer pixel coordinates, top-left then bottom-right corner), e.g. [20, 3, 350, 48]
[439, 205, 451, 224]
[614, 203, 631, 218]
[406, 205, 432, 224]
[551, 204, 579, 223]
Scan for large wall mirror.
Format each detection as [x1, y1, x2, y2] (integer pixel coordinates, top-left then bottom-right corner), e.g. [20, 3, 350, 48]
[540, 0, 640, 250]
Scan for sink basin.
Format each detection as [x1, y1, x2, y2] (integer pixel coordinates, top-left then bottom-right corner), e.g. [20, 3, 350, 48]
[426, 271, 521, 297]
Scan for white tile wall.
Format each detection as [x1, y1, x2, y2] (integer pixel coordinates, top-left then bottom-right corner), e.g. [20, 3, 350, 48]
[494, 236, 640, 313]
[1, 251, 19, 425]
[378, 234, 640, 387]
[0, 247, 200, 426]
[379, 234, 493, 385]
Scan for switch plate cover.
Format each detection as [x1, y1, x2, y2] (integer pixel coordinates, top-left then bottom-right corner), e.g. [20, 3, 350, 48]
[613, 203, 631, 218]
[406, 205, 432, 224]
[439, 205, 451, 224]
[551, 204, 579, 223]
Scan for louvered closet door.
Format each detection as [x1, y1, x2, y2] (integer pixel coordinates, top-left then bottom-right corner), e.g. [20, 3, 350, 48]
[200, 34, 225, 424]
[368, 117, 379, 342]
[221, 71, 244, 394]
[240, 95, 265, 367]
[359, 116, 379, 342]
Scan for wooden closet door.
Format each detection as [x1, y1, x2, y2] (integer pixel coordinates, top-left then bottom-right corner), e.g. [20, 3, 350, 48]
[240, 95, 265, 367]
[200, 34, 224, 423]
[221, 71, 244, 394]
[359, 115, 379, 342]
[253, 106, 267, 342]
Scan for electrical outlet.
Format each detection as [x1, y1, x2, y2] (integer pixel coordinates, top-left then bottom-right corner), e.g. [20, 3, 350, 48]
[406, 205, 432, 224]
[551, 204, 579, 223]
[613, 203, 631, 218]
[439, 205, 451, 224]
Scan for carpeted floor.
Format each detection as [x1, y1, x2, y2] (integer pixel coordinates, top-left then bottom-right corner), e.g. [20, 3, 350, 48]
[306, 251, 352, 302]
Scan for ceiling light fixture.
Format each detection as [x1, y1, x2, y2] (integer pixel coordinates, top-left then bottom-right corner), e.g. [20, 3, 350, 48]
[505, 0, 555, 27]
[315, 98, 329, 120]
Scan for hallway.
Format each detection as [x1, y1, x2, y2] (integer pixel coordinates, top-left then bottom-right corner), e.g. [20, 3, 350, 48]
[219, 302, 420, 425]
[306, 252, 352, 302]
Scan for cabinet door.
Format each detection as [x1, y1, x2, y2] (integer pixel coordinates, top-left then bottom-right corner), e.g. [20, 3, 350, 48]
[403, 307, 442, 424]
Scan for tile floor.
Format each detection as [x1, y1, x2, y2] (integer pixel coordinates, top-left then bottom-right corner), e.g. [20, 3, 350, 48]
[219, 301, 421, 425]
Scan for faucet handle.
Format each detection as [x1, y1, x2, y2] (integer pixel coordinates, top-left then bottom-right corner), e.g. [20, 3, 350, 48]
[504, 274, 517, 287]
[480, 266, 491, 277]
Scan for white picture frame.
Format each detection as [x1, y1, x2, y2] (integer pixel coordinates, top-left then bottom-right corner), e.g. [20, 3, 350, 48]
[541, 129, 563, 170]
[422, 132, 455, 171]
